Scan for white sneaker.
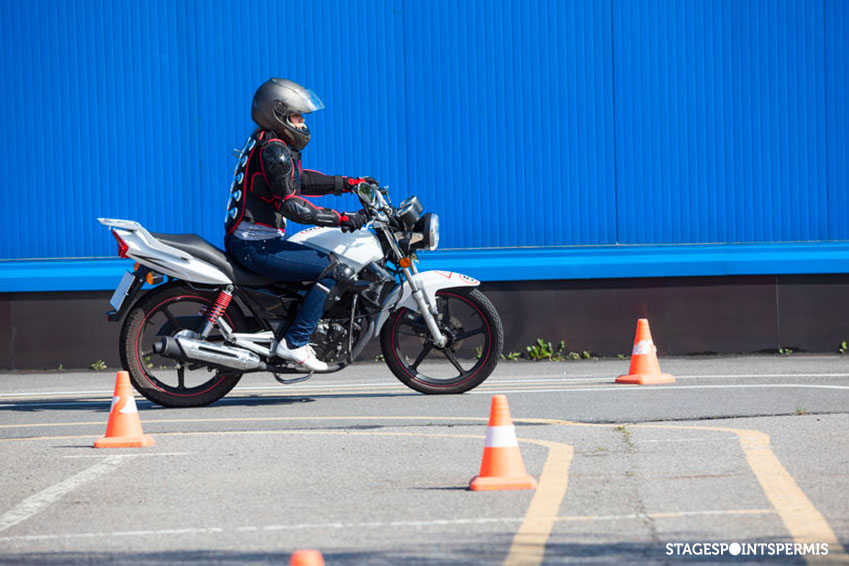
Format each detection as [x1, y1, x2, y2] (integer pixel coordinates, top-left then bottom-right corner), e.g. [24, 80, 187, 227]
[275, 340, 328, 372]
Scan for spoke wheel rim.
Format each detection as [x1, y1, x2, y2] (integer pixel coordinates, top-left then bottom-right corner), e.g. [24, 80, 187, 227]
[134, 295, 236, 397]
[389, 291, 493, 388]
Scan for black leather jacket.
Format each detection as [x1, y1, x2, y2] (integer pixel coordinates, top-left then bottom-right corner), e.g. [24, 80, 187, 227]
[225, 129, 359, 236]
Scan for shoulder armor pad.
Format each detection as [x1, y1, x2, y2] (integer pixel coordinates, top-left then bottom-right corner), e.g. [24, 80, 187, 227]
[261, 140, 293, 177]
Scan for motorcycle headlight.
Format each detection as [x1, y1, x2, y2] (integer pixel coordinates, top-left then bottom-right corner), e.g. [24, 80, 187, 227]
[413, 213, 439, 251]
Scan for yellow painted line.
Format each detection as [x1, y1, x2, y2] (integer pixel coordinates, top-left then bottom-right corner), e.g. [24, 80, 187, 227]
[524, 419, 849, 566]
[504, 439, 573, 566]
[731, 428, 847, 565]
[0, 422, 573, 565]
[3, 414, 845, 564]
[737, 430, 821, 524]
[630, 424, 848, 565]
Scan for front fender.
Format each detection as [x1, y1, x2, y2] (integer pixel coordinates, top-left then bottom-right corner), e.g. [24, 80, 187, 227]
[373, 270, 480, 336]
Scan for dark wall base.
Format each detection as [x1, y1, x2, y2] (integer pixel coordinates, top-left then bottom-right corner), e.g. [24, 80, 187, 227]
[484, 274, 849, 357]
[2, 274, 849, 370]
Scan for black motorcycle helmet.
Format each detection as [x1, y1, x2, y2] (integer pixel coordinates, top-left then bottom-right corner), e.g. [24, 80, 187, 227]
[251, 78, 325, 151]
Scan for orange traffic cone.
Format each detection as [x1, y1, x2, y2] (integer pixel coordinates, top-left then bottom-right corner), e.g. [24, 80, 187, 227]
[290, 550, 324, 566]
[469, 395, 538, 491]
[94, 371, 155, 448]
[616, 319, 675, 385]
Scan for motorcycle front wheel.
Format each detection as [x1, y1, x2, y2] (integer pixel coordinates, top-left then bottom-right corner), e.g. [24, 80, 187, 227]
[379, 287, 503, 394]
[119, 282, 250, 408]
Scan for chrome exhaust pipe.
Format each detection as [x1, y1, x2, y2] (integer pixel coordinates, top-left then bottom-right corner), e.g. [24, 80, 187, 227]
[154, 336, 267, 372]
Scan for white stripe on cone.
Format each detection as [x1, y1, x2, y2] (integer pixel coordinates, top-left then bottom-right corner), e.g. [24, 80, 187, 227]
[120, 396, 138, 414]
[109, 395, 138, 414]
[485, 425, 518, 448]
[632, 340, 656, 356]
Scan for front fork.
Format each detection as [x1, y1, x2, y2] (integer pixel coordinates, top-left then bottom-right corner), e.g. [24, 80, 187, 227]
[400, 265, 448, 348]
[381, 219, 447, 348]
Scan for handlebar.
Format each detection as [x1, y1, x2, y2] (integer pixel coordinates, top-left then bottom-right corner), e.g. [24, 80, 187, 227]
[355, 182, 393, 214]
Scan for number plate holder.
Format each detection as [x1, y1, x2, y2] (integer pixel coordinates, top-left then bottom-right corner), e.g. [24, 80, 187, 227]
[109, 271, 136, 312]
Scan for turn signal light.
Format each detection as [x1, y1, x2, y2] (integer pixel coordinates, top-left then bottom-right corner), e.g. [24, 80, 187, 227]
[399, 257, 413, 269]
[145, 272, 164, 285]
[133, 262, 162, 285]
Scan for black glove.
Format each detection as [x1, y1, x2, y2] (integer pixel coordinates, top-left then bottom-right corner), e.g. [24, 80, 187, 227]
[343, 176, 380, 192]
[340, 210, 368, 232]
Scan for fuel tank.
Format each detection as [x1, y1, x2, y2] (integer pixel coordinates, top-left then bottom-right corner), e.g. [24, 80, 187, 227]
[286, 226, 383, 271]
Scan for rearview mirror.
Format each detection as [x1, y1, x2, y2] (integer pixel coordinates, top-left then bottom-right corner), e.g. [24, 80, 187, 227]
[357, 183, 375, 205]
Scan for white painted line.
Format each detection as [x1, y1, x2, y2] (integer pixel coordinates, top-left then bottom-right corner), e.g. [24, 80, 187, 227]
[0, 456, 127, 533]
[2, 373, 849, 399]
[633, 438, 723, 444]
[0, 383, 402, 398]
[62, 452, 193, 459]
[667, 373, 849, 380]
[0, 509, 774, 543]
[3, 381, 848, 410]
[473, 383, 849, 395]
[523, 373, 849, 380]
[0, 390, 112, 398]
[231, 373, 849, 389]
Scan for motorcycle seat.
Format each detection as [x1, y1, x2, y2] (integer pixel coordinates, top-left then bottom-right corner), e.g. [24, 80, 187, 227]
[152, 233, 274, 288]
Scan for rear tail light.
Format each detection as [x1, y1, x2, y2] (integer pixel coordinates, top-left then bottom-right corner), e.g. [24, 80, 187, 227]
[111, 230, 129, 258]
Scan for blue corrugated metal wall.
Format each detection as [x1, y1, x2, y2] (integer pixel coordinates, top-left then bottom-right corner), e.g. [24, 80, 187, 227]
[826, 0, 849, 240]
[614, 0, 834, 244]
[1, 0, 847, 264]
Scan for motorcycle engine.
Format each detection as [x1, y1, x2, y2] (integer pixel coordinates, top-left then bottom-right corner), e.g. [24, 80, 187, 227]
[311, 321, 348, 362]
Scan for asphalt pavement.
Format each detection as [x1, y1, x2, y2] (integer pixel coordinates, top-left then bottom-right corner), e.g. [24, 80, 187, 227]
[0, 355, 847, 565]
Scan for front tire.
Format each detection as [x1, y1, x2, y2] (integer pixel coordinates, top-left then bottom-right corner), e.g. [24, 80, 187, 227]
[119, 282, 249, 408]
[380, 287, 503, 394]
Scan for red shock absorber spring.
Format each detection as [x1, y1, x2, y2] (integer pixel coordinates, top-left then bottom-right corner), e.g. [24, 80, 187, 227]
[206, 290, 233, 324]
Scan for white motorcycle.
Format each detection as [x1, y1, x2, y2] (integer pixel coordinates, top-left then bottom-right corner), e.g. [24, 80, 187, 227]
[99, 183, 503, 407]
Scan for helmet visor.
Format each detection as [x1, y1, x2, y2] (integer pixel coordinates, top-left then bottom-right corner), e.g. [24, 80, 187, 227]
[288, 87, 325, 115]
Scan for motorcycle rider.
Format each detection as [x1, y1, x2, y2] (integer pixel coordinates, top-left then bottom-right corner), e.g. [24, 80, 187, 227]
[224, 78, 377, 372]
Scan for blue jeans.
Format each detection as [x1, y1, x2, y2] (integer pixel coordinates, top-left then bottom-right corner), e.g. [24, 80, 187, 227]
[226, 236, 336, 348]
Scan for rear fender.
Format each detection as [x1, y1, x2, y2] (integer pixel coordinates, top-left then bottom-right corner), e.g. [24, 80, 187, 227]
[98, 218, 232, 285]
[373, 270, 480, 336]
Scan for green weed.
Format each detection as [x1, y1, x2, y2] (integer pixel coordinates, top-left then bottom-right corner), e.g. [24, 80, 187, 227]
[526, 339, 567, 361]
[526, 338, 554, 361]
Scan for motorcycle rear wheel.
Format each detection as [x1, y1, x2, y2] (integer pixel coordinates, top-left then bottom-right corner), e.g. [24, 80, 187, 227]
[119, 282, 250, 408]
[380, 287, 503, 394]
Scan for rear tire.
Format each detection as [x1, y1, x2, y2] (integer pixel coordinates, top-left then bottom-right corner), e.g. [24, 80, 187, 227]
[380, 287, 503, 394]
[119, 282, 249, 408]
